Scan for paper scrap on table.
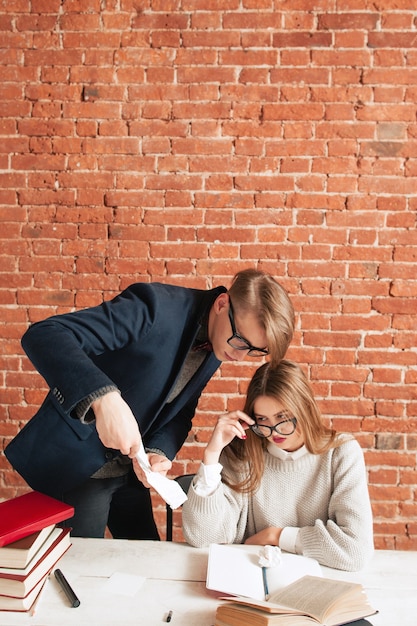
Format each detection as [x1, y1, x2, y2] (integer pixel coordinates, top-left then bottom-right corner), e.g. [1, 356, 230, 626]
[105, 572, 146, 597]
[135, 445, 188, 509]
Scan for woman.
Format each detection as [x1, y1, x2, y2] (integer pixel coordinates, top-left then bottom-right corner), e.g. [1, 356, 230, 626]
[182, 360, 374, 571]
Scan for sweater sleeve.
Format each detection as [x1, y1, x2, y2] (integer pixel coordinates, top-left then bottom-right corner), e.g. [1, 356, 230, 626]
[298, 439, 374, 571]
[193, 463, 223, 496]
[182, 457, 249, 547]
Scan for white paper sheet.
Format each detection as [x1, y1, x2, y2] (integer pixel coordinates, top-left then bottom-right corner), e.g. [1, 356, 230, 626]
[104, 572, 146, 597]
[206, 544, 322, 601]
[135, 445, 188, 509]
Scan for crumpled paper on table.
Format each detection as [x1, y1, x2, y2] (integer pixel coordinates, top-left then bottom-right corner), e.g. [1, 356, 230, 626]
[258, 545, 282, 568]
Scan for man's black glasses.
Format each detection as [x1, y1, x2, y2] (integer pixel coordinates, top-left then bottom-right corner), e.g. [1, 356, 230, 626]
[227, 301, 269, 357]
[249, 413, 297, 438]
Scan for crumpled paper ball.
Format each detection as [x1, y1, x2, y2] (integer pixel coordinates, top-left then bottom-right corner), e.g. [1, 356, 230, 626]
[258, 544, 282, 568]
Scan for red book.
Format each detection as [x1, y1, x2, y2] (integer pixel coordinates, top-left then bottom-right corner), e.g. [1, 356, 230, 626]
[0, 527, 71, 598]
[0, 491, 74, 548]
[0, 575, 48, 612]
[0, 524, 55, 569]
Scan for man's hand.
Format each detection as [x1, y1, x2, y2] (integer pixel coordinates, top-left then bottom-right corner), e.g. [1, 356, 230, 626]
[132, 453, 172, 488]
[92, 391, 142, 458]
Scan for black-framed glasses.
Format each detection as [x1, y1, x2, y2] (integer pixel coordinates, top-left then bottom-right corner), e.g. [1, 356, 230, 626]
[227, 300, 269, 357]
[249, 413, 297, 438]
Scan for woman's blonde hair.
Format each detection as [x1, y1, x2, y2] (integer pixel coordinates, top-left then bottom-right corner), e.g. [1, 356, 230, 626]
[223, 359, 342, 494]
[228, 269, 294, 365]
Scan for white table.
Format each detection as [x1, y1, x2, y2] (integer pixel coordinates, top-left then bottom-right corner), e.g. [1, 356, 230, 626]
[2, 539, 417, 626]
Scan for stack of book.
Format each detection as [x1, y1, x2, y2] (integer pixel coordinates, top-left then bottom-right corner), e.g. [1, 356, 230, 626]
[0, 491, 74, 613]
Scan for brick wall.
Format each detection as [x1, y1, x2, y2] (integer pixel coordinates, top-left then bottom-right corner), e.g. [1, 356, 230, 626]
[0, 1, 416, 547]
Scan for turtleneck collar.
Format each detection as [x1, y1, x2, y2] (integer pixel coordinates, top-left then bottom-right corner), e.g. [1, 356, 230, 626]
[267, 441, 308, 461]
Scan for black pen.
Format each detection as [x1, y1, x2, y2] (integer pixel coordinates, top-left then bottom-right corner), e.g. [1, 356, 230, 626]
[54, 568, 80, 608]
[166, 609, 173, 622]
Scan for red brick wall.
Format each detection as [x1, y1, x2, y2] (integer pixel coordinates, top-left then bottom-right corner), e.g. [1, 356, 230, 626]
[0, 1, 416, 548]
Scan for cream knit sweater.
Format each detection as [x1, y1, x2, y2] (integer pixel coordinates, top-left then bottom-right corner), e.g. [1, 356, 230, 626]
[182, 437, 374, 571]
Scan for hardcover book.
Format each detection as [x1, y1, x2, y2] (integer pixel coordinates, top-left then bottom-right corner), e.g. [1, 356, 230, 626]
[0, 527, 71, 598]
[0, 491, 73, 548]
[0, 576, 48, 613]
[0, 525, 55, 569]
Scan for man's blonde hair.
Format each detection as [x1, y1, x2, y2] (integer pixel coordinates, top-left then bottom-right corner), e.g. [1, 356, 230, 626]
[228, 268, 294, 365]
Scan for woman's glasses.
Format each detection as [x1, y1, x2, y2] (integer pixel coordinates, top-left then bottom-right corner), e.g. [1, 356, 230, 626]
[249, 413, 297, 438]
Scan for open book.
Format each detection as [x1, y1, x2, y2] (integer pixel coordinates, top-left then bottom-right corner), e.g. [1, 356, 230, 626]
[215, 575, 378, 626]
[207, 544, 322, 601]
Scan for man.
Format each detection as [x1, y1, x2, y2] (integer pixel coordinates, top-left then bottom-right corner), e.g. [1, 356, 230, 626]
[5, 268, 294, 539]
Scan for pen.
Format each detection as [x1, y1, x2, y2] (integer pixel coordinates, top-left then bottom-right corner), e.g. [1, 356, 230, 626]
[166, 609, 173, 622]
[262, 566, 270, 601]
[54, 569, 80, 608]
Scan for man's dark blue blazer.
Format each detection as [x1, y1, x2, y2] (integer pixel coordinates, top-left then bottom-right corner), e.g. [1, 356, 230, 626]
[5, 282, 225, 498]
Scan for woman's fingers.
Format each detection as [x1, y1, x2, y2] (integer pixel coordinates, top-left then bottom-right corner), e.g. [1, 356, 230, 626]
[215, 411, 254, 440]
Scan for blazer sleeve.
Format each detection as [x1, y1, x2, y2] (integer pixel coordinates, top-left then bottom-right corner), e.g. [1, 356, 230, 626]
[144, 397, 199, 460]
[21, 284, 155, 416]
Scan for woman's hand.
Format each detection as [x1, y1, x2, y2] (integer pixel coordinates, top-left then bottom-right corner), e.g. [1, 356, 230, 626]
[245, 527, 283, 546]
[203, 410, 254, 465]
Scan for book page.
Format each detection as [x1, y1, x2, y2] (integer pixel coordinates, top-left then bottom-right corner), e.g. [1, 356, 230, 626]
[271, 576, 361, 622]
[224, 576, 377, 625]
[216, 602, 319, 626]
[207, 544, 322, 601]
